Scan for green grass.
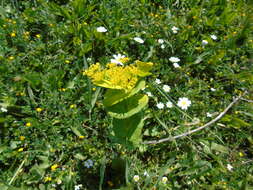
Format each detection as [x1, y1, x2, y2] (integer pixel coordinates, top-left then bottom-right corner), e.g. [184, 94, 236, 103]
[0, 0, 253, 189]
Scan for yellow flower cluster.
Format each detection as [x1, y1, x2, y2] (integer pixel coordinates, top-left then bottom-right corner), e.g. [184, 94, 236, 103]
[83, 60, 153, 92]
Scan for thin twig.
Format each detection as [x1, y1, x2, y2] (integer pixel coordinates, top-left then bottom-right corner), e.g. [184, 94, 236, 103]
[143, 92, 247, 145]
[241, 98, 253, 103]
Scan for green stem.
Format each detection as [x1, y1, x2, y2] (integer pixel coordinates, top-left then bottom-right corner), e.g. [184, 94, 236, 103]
[8, 155, 27, 186]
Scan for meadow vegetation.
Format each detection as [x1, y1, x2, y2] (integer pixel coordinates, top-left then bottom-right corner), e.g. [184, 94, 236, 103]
[0, 0, 253, 189]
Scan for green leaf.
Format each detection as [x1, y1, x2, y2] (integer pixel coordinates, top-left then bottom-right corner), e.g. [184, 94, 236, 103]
[111, 112, 144, 149]
[107, 94, 148, 119]
[221, 115, 251, 129]
[103, 80, 145, 107]
[211, 142, 229, 154]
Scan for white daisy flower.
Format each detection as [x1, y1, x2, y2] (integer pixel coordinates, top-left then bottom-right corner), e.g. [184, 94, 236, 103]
[96, 26, 107, 33]
[157, 102, 165, 109]
[206, 112, 212, 117]
[227, 164, 233, 171]
[177, 97, 191, 110]
[172, 26, 179, 34]
[161, 44, 165, 49]
[155, 78, 161, 84]
[162, 176, 168, 184]
[110, 54, 126, 66]
[158, 39, 164, 44]
[74, 184, 83, 190]
[0, 107, 7, 112]
[146, 92, 153, 97]
[133, 37, 144, 44]
[173, 63, 180, 68]
[166, 101, 173, 108]
[144, 171, 149, 177]
[210, 34, 218, 40]
[202, 40, 208, 46]
[133, 175, 140, 182]
[163, 85, 171, 92]
[169, 57, 180, 63]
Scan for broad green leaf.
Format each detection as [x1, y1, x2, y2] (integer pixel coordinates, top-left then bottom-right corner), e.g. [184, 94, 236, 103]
[111, 112, 144, 149]
[211, 142, 229, 154]
[103, 80, 145, 107]
[107, 94, 148, 119]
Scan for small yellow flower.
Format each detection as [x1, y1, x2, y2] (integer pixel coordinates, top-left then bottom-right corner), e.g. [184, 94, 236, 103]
[8, 56, 14, 60]
[26, 122, 31, 127]
[36, 107, 43, 112]
[239, 152, 244, 157]
[107, 181, 114, 187]
[65, 60, 70, 64]
[79, 135, 85, 139]
[51, 164, 58, 171]
[10, 32, 16, 37]
[48, 23, 53, 27]
[19, 136, 25, 141]
[70, 104, 76, 109]
[36, 34, 41, 38]
[44, 176, 52, 182]
[18, 148, 24, 152]
[12, 21, 16, 24]
[92, 87, 96, 91]
[59, 88, 66, 92]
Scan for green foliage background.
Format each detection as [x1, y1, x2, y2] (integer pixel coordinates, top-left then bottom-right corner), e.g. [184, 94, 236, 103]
[0, 0, 252, 189]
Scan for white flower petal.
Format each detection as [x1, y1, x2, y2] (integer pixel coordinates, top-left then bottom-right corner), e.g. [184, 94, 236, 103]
[202, 40, 208, 45]
[133, 37, 144, 44]
[155, 78, 161, 84]
[157, 102, 165, 109]
[96, 26, 107, 33]
[166, 101, 173, 108]
[169, 57, 180, 63]
[163, 85, 171, 92]
[173, 63, 180, 68]
[210, 34, 218, 40]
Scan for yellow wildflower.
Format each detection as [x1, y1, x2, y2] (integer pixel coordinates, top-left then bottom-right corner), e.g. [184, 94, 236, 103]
[70, 104, 76, 109]
[51, 164, 58, 171]
[239, 152, 244, 157]
[44, 176, 52, 182]
[83, 61, 153, 92]
[19, 136, 25, 141]
[36, 108, 43, 112]
[36, 34, 41, 38]
[79, 135, 85, 139]
[65, 60, 70, 64]
[10, 32, 16, 37]
[8, 56, 14, 60]
[26, 122, 31, 127]
[18, 148, 24, 152]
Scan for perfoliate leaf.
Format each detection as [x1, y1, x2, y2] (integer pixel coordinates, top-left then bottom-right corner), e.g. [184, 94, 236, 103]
[107, 94, 148, 119]
[103, 80, 145, 107]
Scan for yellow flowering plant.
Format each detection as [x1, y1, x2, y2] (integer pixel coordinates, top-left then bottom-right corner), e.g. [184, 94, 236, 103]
[84, 58, 153, 148]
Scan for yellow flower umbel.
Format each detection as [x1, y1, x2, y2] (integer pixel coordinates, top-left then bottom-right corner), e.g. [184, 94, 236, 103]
[83, 60, 153, 92]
